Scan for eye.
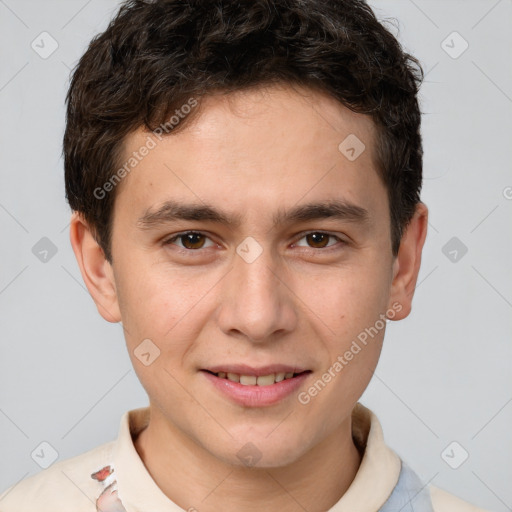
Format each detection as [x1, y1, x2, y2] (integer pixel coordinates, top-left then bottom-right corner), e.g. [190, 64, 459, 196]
[162, 230, 345, 254]
[293, 232, 344, 250]
[163, 231, 216, 250]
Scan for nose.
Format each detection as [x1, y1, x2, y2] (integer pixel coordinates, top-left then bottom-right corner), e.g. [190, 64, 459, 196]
[216, 242, 298, 343]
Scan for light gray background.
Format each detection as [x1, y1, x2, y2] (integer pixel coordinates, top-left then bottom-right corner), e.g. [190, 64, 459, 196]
[1, 0, 511, 510]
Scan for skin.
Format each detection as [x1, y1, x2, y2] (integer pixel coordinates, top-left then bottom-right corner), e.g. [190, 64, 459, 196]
[70, 83, 428, 512]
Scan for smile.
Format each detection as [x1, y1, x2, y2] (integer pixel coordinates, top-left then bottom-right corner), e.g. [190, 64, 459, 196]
[201, 369, 312, 407]
[205, 370, 307, 386]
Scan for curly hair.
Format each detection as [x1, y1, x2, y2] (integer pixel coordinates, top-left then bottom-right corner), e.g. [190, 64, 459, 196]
[63, 0, 424, 262]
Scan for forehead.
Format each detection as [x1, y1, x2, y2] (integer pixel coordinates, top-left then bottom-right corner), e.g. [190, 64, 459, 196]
[113, 83, 386, 227]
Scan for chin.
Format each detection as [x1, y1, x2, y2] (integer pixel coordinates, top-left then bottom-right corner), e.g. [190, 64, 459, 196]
[209, 434, 305, 469]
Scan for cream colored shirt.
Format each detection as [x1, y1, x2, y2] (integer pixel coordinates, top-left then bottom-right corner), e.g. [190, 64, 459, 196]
[0, 403, 489, 511]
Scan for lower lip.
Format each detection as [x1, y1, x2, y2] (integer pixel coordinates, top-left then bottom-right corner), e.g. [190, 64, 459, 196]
[201, 371, 311, 407]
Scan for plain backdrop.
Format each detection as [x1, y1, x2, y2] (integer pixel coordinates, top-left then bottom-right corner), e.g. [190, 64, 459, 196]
[0, 0, 511, 510]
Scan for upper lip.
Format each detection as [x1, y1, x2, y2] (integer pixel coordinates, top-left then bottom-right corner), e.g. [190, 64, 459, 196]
[203, 364, 310, 377]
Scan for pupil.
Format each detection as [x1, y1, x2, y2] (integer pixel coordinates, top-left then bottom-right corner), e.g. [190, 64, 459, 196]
[308, 233, 328, 248]
[183, 233, 204, 249]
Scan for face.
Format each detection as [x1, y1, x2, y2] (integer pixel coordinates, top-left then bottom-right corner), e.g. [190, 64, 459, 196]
[75, 84, 422, 468]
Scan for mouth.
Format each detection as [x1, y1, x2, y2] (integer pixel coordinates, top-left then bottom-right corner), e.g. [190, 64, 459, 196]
[202, 369, 311, 386]
[200, 366, 312, 407]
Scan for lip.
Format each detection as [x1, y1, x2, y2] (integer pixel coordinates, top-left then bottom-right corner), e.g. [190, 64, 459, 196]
[204, 364, 309, 377]
[201, 369, 312, 407]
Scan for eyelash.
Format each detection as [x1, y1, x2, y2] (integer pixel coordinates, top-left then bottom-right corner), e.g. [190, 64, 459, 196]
[162, 231, 346, 254]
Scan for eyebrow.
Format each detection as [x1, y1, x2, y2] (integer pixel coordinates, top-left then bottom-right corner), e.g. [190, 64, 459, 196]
[136, 199, 370, 231]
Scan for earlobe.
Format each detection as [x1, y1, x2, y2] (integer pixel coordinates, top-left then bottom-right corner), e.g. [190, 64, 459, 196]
[69, 212, 122, 323]
[387, 202, 428, 321]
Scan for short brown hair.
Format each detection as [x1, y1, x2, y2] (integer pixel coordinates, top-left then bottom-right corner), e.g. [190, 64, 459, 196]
[63, 0, 424, 262]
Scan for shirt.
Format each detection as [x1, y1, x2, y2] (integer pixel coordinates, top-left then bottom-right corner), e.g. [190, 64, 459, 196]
[0, 402, 489, 511]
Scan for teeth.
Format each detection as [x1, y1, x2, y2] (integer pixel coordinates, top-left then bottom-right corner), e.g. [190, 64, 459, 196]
[215, 371, 300, 385]
[240, 375, 257, 385]
[256, 374, 275, 386]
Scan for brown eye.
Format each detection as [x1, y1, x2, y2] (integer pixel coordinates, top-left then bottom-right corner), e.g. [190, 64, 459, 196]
[180, 232, 206, 249]
[306, 233, 330, 248]
[164, 232, 214, 250]
[295, 232, 340, 249]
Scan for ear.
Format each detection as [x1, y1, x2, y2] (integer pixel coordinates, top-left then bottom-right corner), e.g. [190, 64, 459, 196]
[69, 212, 121, 323]
[387, 202, 428, 320]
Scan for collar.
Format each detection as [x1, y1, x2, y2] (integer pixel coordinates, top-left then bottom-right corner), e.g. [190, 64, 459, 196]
[112, 402, 402, 511]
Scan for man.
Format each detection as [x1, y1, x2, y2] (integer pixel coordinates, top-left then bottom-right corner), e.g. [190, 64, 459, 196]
[0, 0, 489, 510]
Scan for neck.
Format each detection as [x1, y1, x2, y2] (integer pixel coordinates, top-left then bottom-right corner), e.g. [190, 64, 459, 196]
[134, 407, 362, 512]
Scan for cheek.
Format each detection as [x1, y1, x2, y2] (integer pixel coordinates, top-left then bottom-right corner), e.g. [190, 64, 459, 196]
[300, 261, 390, 333]
[116, 262, 217, 349]
[296, 262, 389, 386]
